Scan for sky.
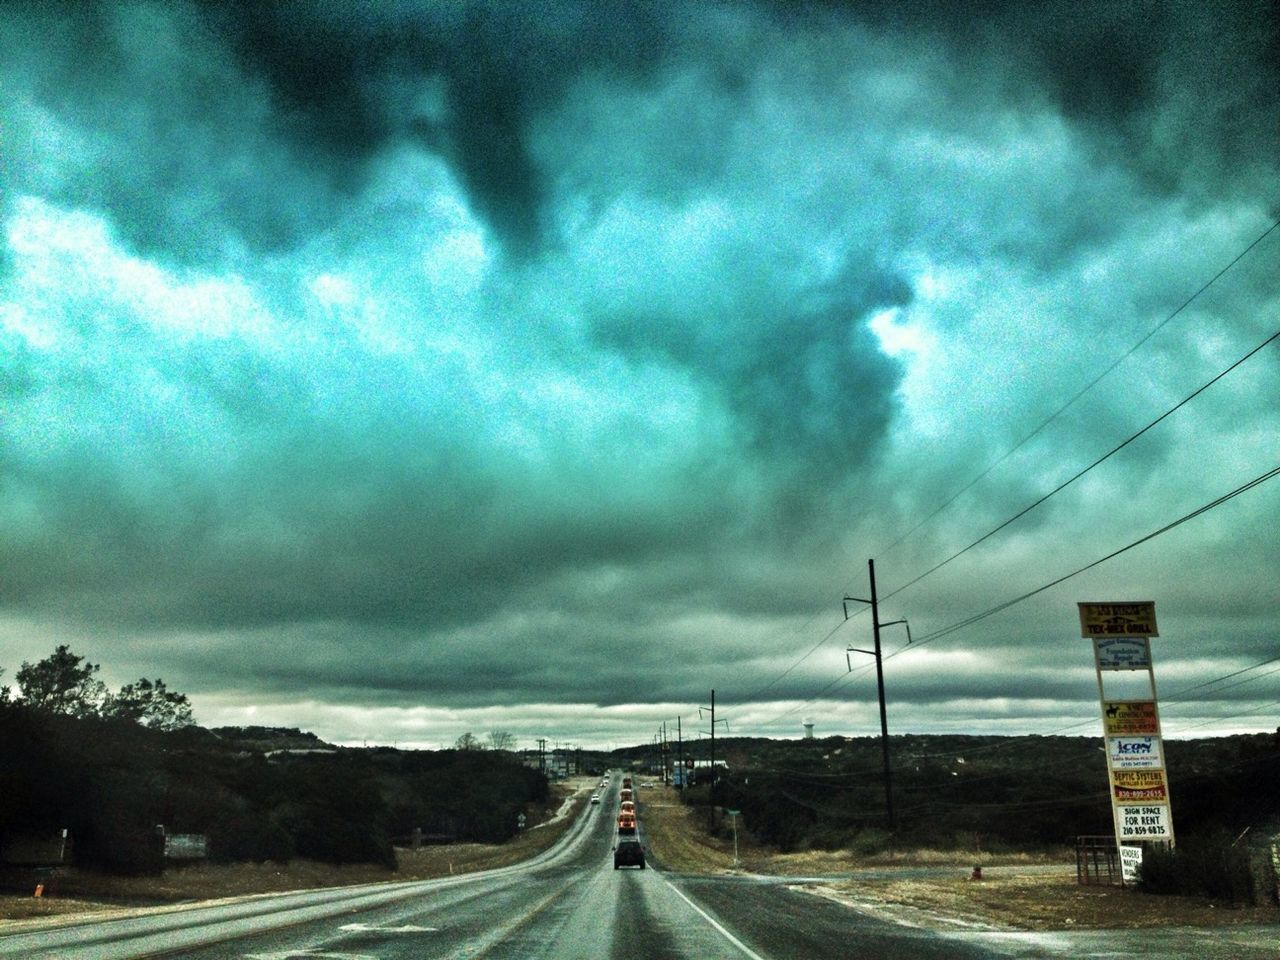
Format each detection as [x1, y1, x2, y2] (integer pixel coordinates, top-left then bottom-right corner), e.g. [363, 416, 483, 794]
[1, 0, 1277, 752]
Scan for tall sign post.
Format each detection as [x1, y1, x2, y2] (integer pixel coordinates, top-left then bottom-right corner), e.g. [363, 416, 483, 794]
[1079, 601, 1174, 883]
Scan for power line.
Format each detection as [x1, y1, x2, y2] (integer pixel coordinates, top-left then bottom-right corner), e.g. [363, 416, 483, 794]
[875, 215, 1280, 560]
[1162, 698, 1280, 736]
[735, 616, 850, 703]
[754, 463, 1274, 743]
[890, 461, 1280, 651]
[1169, 662, 1280, 700]
[1162, 652, 1280, 702]
[730, 223, 1279, 713]
[758, 649, 1280, 772]
[882, 326, 1280, 604]
[753, 660, 877, 728]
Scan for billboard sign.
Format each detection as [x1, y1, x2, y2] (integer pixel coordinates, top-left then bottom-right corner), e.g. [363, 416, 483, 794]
[1120, 844, 1144, 883]
[1078, 602, 1158, 638]
[1117, 804, 1173, 840]
[163, 833, 208, 860]
[1108, 736, 1164, 770]
[1102, 700, 1159, 736]
[1113, 769, 1168, 803]
[1095, 637, 1151, 670]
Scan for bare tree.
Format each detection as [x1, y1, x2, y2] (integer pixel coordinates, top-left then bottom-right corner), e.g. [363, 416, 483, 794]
[454, 731, 482, 751]
[487, 730, 516, 752]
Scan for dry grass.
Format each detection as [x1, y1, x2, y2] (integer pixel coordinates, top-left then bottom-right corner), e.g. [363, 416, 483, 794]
[818, 872, 1280, 931]
[642, 785, 1060, 876]
[0, 779, 593, 927]
[641, 784, 1279, 931]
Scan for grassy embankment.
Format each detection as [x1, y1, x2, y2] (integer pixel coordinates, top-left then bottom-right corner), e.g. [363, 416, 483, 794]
[0, 779, 593, 927]
[640, 783, 1278, 930]
[641, 783, 1061, 875]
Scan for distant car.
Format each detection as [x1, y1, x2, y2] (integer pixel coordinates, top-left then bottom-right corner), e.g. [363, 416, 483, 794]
[614, 838, 645, 869]
[590, 794, 600, 804]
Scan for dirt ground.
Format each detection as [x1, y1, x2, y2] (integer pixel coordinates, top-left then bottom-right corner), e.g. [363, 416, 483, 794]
[811, 873, 1279, 931]
[639, 784, 1280, 931]
[0, 778, 592, 928]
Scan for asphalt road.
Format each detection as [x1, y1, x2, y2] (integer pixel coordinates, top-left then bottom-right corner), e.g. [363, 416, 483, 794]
[3, 777, 1278, 959]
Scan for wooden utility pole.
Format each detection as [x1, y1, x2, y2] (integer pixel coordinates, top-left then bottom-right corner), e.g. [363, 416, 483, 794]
[700, 690, 728, 828]
[844, 559, 910, 831]
[677, 716, 684, 792]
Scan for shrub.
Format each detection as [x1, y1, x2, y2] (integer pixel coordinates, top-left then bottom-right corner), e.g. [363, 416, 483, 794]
[210, 814, 295, 863]
[1138, 831, 1256, 904]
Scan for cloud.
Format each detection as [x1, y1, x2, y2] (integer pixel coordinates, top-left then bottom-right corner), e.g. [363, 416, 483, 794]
[1, 1, 1278, 746]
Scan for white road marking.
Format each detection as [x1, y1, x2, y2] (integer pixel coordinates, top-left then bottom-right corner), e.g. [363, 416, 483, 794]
[656, 873, 768, 960]
[245, 952, 379, 960]
[339, 923, 439, 933]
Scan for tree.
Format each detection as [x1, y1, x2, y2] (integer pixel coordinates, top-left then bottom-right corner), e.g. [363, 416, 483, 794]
[454, 732, 482, 751]
[487, 730, 516, 752]
[16, 645, 107, 717]
[105, 678, 195, 731]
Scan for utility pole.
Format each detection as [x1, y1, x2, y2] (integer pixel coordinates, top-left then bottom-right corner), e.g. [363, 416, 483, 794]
[537, 738, 547, 775]
[699, 690, 728, 828]
[844, 559, 910, 831]
[677, 716, 685, 793]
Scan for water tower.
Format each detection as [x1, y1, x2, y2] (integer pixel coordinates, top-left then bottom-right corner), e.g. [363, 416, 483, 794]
[802, 719, 814, 739]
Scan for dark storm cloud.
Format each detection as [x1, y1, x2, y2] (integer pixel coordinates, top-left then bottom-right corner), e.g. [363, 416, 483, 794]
[193, 0, 680, 260]
[587, 252, 908, 480]
[2, 0, 1278, 744]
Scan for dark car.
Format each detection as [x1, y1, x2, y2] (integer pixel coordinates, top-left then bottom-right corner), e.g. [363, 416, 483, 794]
[613, 839, 645, 869]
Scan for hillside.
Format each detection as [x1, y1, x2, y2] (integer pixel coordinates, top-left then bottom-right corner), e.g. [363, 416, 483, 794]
[623, 731, 1279, 852]
[0, 705, 550, 878]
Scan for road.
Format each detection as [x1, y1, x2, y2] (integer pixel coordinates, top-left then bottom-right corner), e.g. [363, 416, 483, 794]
[3, 778, 1277, 959]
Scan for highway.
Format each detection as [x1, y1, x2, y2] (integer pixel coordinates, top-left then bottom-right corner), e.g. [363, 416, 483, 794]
[3, 778, 1278, 959]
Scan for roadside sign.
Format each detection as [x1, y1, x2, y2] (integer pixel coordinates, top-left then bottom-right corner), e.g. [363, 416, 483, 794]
[1117, 804, 1173, 840]
[1078, 601, 1158, 638]
[1119, 844, 1144, 883]
[1102, 700, 1159, 736]
[1084, 599, 1175, 867]
[1107, 736, 1163, 770]
[1094, 637, 1151, 670]
[163, 833, 208, 861]
[1112, 769, 1168, 803]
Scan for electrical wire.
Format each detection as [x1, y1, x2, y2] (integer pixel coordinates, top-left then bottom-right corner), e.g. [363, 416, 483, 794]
[1162, 652, 1280, 702]
[874, 215, 1280, 560]
[889, 462, 1280, 653]
[882, 327, 1280, 605]
[751, 661, 876, 728]
[747, 471, 1280, 742]
[734, 616, 850, 703]
[1162, 698, 1280, 736]
[720, 226, 1280, 728]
